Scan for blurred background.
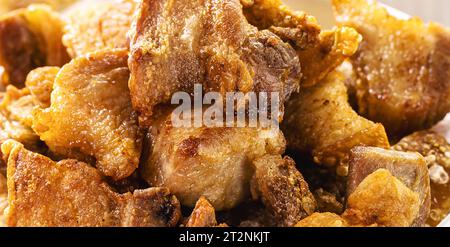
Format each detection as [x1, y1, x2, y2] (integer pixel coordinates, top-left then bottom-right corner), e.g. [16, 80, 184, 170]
[286, 0, 450, 28]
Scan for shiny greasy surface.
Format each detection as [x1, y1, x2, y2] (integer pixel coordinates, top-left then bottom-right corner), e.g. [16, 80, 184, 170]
[32, 49, 142, 180]
[333, 0, 450, 138]
[2, 140, 181, 227]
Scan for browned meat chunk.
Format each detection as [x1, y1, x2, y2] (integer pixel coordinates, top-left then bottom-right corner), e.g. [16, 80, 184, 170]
[25, 66, 58, 108]
[142, 109, 286, 211]
[295, 212, 347, 227]
[128, 0, 301, 126]
[282, 71, 389, 174]
[348, 147, 431, 226]
[32, 49, 143, 180]
[394, 130, 450, 226]
[0, 4, 69, 87]
[185, 197, 218, 227]
[2, 140, 181, 227]
[251, 155, 316, 226]
[63, 0, 137, 57]
[333, 0, 450, 138]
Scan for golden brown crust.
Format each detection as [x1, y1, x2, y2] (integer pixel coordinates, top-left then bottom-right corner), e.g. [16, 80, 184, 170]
[63, 0, 137, 57]
[282, 71, 389, 173]
[185, 197, 218, 227]
[348, 147, 431, 226]
[2, 140, 181, 227]
[251, 155, 316, 226]
[333, 0, 450, 138]
[0, 0, 76, 13]
[0, 4, 69, 87]
[295, 212, 347, 227]
[128, 0, 301, 126]
[24, 66, 58, 108]
[32, 49, 142, 180]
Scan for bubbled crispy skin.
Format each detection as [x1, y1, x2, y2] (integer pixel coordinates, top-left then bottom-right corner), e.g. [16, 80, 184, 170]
[24, 66, 58, 108]
[128, 0, 301, 126]
[281, 71, 389, 171]
[2, 140, 181, 227]
[348, 147, 431, 226]
[333, 0, 450, 138]
[0, 4, 70, 87]
[295, 212, 347, 227]
[143, 110, 286, 211]
[32, 49, 143, 180]
[185, 197, 218, 227]
[251, 155, 316, 226]
[63, 0, 137, 58]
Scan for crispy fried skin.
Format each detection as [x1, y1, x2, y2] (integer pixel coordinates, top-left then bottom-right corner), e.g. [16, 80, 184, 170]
[0, 4, 70, 87]
[128, 0, 301, 126]
[295, 212, 347, 227]
[348, 147, 431, 226]
[282, 71, 389, 173]
[394, 131, 450, 226]
[63, 0, 137, 57]
[333, 0, 450, 138]
[251, 155, 316, 226]
[25, 66, 58, 108]
[185, 197, 218, 227]
[344, 169, 420, 227]
[143, 111, 286, 211]
[241, 0, 361, 87]
[2, 140, 181, 227]
[0, 86, 42, 151]
[32, 49, 142, 180]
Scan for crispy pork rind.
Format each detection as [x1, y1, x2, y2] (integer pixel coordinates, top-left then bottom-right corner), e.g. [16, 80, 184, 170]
[348, 147, 431, 226]
[143, 111, 286, 211]
[2, 140, 181, 227]
[63, 0, 137, 57]
[282, 71, 389, 175]
[32, 49, 142, 180]
[394, 130, 450, 226]
[343, 169, 420, 227]
[295, 212, 347, 227]
[0, 4, 70, 87]
[25, 66, 58, 108]
[251, 155, 316, 226]
[128, 0, 301, 126]
[333, 0, 450, 138]
[185, 197, 218, 227]
[242, 0, 361, 87]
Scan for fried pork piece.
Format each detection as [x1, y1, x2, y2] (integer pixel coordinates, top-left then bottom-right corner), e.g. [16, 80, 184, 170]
[25, 66, 58, 108]
[297, 169, 421, 227]
[241, 0, 361, 87]
[2, 140, 181, 227]
[333, 0, 450, 138]
[185, 197, 218, 227]
[348, 147, 431, 226]
[281, 71, 389, 174]
[32, 49, 142, 180]
[63, 0, 137, 58]
[0, 4, 70, 87]
[0, 173, 6, 227]
[128, 0, 301, 126]
[251, 155, 316, 226]
[394, 131, 450, 226]
[143, 112, 286, 211]
[344, 169, 420, 227]
[0, 85, 42, 151]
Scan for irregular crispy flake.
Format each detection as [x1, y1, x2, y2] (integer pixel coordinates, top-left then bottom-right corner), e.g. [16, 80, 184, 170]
[185, 197, 218, 227]
[32, 49, 142, 180]
[63, 0, 137, 57]
[143, 110, 286, 211]
[333, 0, 450, 137]
[2, 140, 181, 227]
[295, 212, 347, 227]
[394, 130, 450, 226]
[348, 147, 431, 226]
[251, 155, 316, 226]
[281, 71, 389, 173]
[0, 4, 69, 86]
[25, 66, 58, 108]
[344, 169, 420, 227]
[128, 0, 301, 126]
